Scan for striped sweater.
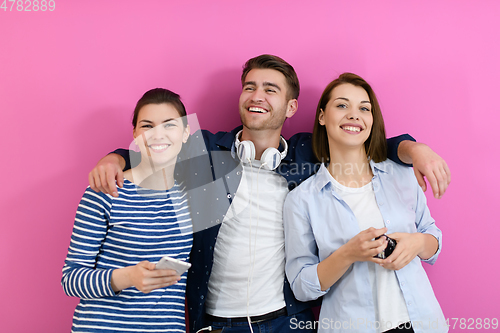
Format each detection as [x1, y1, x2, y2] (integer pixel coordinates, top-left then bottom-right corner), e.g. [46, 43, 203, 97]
[62, 180, 193, 332]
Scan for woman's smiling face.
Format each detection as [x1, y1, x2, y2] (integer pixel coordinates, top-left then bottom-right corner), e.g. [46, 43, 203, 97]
[319, 83, 373, 151]
[133, 103, 189, 167]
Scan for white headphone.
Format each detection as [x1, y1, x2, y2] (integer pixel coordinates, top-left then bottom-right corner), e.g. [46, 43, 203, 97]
[234, 130, 288, 170]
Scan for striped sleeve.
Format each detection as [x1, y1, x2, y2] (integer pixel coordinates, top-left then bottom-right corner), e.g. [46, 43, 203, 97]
[61, 187, 117, 299]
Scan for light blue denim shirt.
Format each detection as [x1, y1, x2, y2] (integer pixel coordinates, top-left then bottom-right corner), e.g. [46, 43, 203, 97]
[284, 160, 447, 333]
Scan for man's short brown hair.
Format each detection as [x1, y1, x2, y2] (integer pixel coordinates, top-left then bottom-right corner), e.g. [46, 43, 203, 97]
[241, 54, 300, 101]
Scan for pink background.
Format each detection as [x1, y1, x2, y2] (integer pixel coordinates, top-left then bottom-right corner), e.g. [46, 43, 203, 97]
[1, 1, 499, 331]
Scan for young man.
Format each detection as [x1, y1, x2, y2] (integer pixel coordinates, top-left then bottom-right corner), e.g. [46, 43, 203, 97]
[89, 55, 450, 332]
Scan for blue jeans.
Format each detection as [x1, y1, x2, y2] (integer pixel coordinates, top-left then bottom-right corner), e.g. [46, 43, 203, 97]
[206, 309, 316, 333]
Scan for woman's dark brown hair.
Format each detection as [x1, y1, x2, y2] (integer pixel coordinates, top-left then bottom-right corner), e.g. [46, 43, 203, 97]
[132, 88, 187, 128]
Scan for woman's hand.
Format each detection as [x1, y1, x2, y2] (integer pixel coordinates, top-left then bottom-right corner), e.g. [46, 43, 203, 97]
[375, 232, 438, 270]
[344, 227, 389, 263]
[317, 227, 387, 291]
[111, 261, 181, 294]
[373, 233, 421, 270]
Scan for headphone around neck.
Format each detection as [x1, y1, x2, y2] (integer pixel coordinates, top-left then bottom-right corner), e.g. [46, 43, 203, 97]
[234, 130, 288, 171]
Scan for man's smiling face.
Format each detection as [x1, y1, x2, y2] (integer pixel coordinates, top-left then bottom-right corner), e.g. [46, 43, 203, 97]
[239, 68, 295, 132]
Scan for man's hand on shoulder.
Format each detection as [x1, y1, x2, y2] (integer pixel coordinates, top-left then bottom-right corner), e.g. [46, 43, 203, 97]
[398, 141, 451, 199]
[89, 153, 125, 197]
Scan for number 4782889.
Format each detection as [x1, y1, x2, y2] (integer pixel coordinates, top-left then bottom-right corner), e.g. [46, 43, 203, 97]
[446, 318, 498, 330]
[1, 0, 56, 11]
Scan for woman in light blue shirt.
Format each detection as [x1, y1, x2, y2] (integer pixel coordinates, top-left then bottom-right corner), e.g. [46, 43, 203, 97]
[283, 73, 447, 333]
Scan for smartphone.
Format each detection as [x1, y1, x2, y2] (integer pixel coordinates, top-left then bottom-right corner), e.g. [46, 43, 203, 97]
[155, 256, 191, 275]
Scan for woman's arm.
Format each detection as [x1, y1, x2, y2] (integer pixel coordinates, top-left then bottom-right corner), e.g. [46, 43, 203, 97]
[378, 232, 438, 271]
[283, 198, 322, 301]
[61, 188, 118, 299]
[381, 167, 443, 270]
[61, 188, 181, 298]
[284, 192, 388, 297]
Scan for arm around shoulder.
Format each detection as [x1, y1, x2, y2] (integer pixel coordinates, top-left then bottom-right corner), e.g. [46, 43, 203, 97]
[397, 140, 451, 199]
[88, 152, 127, 197]
[386, 134, 415, 166]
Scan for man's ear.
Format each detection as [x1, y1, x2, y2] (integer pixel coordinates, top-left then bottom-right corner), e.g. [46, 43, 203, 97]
[318, 109, 325, 125]
[285, 99, 298, 119]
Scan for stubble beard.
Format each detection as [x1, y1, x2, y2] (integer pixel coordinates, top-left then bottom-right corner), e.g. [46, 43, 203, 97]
[239, 105, 287, 132]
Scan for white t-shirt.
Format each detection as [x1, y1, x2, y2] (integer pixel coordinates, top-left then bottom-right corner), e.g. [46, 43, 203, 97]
[205, 160, 288, 317]
[329, 173, 411, 332]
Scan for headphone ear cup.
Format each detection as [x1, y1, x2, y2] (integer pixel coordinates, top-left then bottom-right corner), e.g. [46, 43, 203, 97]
[260, 147, 281, 170]
[237, 140, 256, 164]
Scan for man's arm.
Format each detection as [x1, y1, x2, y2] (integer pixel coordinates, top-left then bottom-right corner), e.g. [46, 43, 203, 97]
[88, 151, 127, 197]
[92, 135, 450, 199]
[398, 141, 451, 199]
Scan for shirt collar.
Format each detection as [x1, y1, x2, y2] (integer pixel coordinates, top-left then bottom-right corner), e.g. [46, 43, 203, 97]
[370, 159, 391, 174]
[314, 159, 390, 192]
[314, 163, 335, 192]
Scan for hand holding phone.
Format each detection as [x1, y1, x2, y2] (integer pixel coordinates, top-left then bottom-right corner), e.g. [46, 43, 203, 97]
[156, 256, 191, 275]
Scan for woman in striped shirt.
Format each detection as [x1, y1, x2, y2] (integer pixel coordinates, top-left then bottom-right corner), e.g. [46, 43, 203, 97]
[62, 88, 193, 332]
